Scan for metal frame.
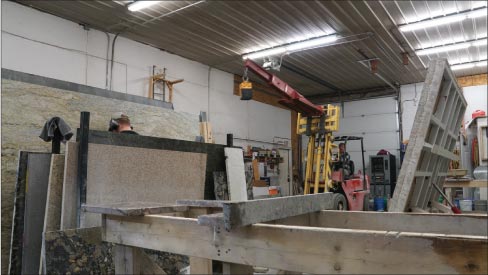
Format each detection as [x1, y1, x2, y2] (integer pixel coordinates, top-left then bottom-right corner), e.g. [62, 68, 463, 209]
[390, 59, 467, 212]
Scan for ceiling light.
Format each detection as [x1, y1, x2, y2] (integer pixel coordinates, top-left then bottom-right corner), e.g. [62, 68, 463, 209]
[128, 1, 160, 12]
[285, 35, 338, 52]
[451, 60, 487, 70]
[399, 7, 488, 32]
[476, 60, 488, 67]
[242, 34, 337, 60]
[416, 38, 488, 55]
[472, 39, 488, 47]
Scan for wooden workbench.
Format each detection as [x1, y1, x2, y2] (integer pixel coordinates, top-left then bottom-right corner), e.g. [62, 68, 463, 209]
[443, 179, 488, 188]
[86, 200, 488, 274]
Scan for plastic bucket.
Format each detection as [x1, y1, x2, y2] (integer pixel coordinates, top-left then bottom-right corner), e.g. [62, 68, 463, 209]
[374, 197, 385, 211]
[454, 199, 461, 209]
[459, 200, 473, 211]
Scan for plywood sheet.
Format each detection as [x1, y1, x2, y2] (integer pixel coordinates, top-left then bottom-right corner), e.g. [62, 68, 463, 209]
[60, 142, 78, 230]
[390, 59, 467, 212]
[22, 153, 52, 275]
[84, 143, 206, 227]
[224, 148, 248, 201]
[43, 154, 65, 232]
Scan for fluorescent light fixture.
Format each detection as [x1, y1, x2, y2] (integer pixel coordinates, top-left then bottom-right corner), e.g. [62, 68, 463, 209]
[416, 38, 488, 55]
[467, 8, 488, 18]
[243, 47, 286, 60]
[399, 8, 487, 32]
[451, 60, 487, 70]
[472, 39, 488, 47]
[128, 1, 160, 12]
[243, 34, 338, 60]
[451, 63, 475, 70]
[476, 60, 488, 67]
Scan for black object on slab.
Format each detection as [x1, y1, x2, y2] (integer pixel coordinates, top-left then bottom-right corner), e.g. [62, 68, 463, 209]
[77, 111, 90, 227]
[226, 133, 233, 147]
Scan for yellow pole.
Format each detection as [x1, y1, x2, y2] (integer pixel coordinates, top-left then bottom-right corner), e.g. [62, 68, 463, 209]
[304, 135, 315, 194]
[323, 133, 333, 191]
[313, 134, 323, 194]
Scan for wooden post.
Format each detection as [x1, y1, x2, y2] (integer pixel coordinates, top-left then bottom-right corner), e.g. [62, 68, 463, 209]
[114, 245, 166, 274]
[189, 257, 212, 274]
[114, 245, 142, 274]
[222, 263, 253, 274]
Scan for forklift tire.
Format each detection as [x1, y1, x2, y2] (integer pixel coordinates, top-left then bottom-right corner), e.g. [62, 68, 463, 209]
[332, 193, 348, 211]
[363, 194, 370, 211]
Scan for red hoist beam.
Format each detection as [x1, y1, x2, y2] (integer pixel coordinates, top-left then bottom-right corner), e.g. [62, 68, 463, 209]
[244, 59, 324, 117]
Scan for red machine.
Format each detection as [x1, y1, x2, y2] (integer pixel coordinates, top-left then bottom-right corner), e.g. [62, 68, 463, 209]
[242, 59, 370, 211]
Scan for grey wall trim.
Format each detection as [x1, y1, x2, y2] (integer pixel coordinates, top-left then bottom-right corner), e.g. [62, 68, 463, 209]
[1, 68, 173, 109]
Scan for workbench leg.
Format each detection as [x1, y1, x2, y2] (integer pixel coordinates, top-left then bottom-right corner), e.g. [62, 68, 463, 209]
[190, 256, 212, 274]
[222, 262, 253, 274]
[114, 245, 142, 274]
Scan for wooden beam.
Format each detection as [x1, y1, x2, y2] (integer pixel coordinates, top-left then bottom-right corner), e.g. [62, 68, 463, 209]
[197, 193, 335, 230]
[286, 211, 487, 236]
[443, 179, 488, 188]
[457, 74, 488, 87]
[103, 215, 488, 274]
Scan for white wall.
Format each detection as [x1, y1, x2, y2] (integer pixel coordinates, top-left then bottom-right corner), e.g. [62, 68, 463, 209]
[400, 82, 424, 140]
[401, 82, 488, 140]
[1, 1, 291, 147]
[463, 85, 488, 125]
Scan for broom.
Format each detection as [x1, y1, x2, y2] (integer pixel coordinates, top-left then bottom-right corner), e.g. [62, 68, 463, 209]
[431, 182, 462, 214]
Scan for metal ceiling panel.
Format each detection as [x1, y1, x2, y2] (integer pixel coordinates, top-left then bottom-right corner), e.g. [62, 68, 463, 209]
[14, 0, 488, 98]
[381, 0, 487, 77]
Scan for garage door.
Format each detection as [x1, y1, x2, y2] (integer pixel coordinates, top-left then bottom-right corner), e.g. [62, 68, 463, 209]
[335, 97, 400, 173]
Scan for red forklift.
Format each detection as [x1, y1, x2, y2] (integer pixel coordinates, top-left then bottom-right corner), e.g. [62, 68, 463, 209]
[240, 59, 370, 211]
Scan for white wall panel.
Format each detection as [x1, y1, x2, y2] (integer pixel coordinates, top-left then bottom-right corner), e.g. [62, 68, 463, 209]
[342, 97, 397, 116]
[463, 85, 488, 124]
[248, 101, 291, 143]
[86, 56, 108, 90]
[339, 115, 398, 134]
[400, 82, 423, 140]
[2, 32, 87, 84]
[2, 2, 86, 51]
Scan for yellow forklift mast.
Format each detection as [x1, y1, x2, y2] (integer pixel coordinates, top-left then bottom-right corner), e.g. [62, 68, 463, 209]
[297, 105, 340, 194]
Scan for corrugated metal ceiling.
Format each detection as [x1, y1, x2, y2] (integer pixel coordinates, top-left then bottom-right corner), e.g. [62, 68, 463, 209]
[16, 1, 488, 96]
